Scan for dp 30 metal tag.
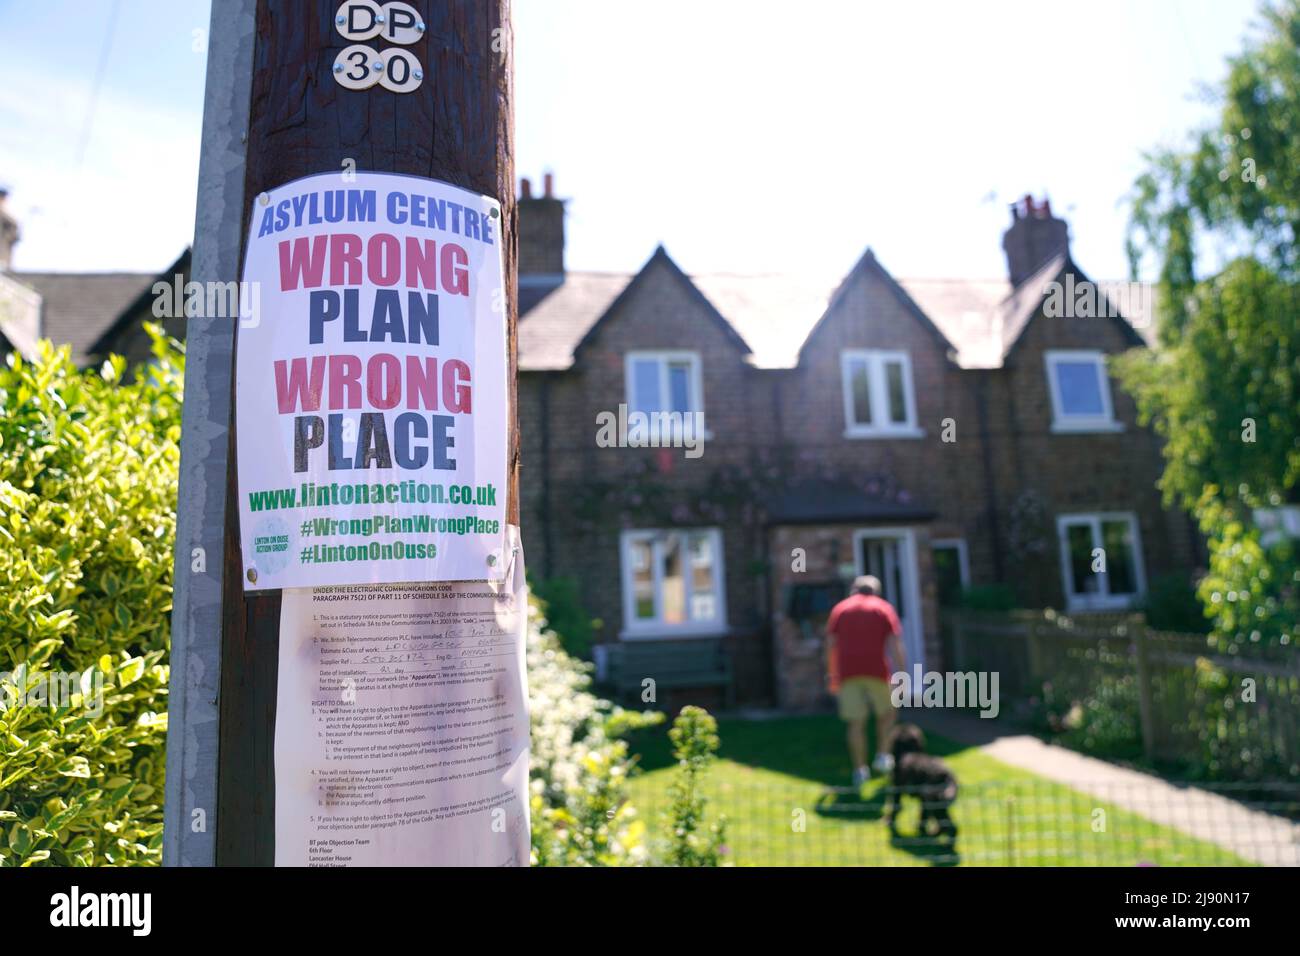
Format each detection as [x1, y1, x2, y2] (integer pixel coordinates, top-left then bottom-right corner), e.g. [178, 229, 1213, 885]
[333, 1, 425, 93]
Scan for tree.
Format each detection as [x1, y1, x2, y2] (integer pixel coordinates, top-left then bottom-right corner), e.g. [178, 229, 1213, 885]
[1115, 0, 1300, 649]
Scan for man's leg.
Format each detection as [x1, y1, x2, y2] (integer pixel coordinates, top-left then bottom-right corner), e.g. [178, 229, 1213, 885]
[876, 702, 896, 757]
[846, 717, 867, 771]
[868, 678, 897, 774]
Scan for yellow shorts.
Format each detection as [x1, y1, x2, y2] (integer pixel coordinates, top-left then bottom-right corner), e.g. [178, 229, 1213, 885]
[837, 676, 893, 722]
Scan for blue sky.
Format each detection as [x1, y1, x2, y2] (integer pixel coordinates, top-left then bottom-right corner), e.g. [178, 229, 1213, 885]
[0, 0, 1266, 282]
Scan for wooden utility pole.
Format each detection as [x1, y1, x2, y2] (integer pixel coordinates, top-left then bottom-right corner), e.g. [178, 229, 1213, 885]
[164, 0, 516, 866]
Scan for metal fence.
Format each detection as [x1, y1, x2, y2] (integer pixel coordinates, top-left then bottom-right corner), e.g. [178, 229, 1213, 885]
[627, 778, 1300, 866]
[943, 610, 1300, 777]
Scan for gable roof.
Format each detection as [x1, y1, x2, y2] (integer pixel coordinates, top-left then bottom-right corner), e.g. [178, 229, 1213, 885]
[797, 248, 959, 366]
[86, 248, 191, 361]
[998, 253, 1148, 364]
[512, 247, 1157, 373]
[570, 246, 752, 361]
[518, 272, 631, 370]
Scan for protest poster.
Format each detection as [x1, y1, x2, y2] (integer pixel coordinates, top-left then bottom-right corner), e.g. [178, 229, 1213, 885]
[235, 170, 508, 590]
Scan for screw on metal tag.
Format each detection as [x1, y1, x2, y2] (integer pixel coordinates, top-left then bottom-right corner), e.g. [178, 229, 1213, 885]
[380, 2, 423, 44]
[379, 48, 423, 93]
[334, 0, 382, 41]
[334, 44, 381, 91]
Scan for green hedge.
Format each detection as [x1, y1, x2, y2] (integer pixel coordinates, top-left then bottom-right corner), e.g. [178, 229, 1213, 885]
[0, 331, 181, 865]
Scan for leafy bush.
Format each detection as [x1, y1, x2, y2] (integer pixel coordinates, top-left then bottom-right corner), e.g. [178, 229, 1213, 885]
[1033, 673, 1144, 762]
[663, 705, 728, 866]
[526, 593, 662, 866]
[530, 576, 599, 659]
[0, 331, 181, 865]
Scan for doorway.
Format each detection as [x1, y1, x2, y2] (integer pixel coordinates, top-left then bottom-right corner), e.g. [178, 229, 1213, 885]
[853, 528, 924, 671]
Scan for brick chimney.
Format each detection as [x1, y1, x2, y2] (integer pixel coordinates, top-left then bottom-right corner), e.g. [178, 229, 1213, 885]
[1002, 193, 1068, 287]
[0, 189, 19, 270]
[518, 172, 564, 279]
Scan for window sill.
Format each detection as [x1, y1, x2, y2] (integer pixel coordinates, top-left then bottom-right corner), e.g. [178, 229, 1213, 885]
[619, 625, 730, 641]
[1064, 595, 1140, 613]
[1050, 420, 1124, 434]
[843, 426, 925, 440]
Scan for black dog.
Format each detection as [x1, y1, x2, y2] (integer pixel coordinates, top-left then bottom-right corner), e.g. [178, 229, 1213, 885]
[884, 724, 958, 848]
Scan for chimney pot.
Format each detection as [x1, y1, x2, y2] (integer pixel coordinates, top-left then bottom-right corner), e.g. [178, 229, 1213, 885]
[518, 172, 564, 277]
[1002, 192, 1068, 287]
[520, 177, 532, 199]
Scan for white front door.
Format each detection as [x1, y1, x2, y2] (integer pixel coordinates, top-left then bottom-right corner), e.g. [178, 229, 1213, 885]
[854, 528, 924, 672]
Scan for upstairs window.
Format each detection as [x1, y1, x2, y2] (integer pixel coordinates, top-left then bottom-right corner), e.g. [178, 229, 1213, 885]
[841, 350, 920, 437]
[1045, 350, 1120, 432]
[625, 351, 703, 416]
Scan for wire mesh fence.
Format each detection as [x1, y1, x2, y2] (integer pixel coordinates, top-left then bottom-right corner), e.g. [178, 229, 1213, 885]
[626, 777, 1300, 866]
[944, 610, 1300, 777]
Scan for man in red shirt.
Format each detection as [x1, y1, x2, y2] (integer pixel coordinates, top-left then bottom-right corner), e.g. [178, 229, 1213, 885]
[826, 575, 906, 786]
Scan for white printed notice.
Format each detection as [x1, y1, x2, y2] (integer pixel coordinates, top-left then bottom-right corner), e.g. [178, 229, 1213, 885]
[273, 527, 529, 866]
[235, 170, 508, 590]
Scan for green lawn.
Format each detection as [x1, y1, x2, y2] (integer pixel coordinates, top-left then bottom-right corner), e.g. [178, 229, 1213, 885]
[624, 714, 1250, 866]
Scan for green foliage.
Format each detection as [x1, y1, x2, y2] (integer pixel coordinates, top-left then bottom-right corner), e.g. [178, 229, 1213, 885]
[663, 705, 728, 866]
[1115, 259, 1300, 651]
[959, 584, 1018, 612]
[526, 593, 663, 866]
[1140, 573, 1212, 634]
[1128, 1, 1300, 336]
[1033, 673, 1144, 762]
[529, 576, 599, 659]
[0, 329, 181, 865]
[1194, 496, 1299, 651]
[1120, 1, 1300, 649]
[1113, 261, 1300, 511]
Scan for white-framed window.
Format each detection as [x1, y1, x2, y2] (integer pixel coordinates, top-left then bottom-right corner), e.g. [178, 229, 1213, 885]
[1056, 512, 1146, 611]
[625, 351, 704, 417]
[620, 528, 727, 637]
[931, 538, 970, 608]
[841, 350, 922, 437]
[1044, 350, 1121, 433]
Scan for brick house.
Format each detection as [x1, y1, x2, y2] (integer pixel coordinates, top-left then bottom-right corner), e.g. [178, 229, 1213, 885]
[517, 179, 1197, 710]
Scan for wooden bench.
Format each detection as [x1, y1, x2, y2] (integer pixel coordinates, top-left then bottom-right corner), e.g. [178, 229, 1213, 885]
[603, 638, 734, 709]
